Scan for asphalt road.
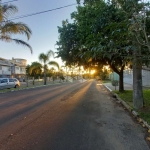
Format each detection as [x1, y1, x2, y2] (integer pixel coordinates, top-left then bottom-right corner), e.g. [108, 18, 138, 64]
[0, 80, 149, 150]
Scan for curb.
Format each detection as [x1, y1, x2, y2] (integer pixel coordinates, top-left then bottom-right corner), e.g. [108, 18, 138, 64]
[104, 84, 150, 130]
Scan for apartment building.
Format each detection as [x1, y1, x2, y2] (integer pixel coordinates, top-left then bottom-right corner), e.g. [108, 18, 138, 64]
[0, 57, 27, 81]
[0, 57, 12, 78]
[9, 58, 27, 81]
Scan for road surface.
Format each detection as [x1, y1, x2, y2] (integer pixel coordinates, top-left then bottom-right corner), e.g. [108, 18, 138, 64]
[0, 80, 149, 150]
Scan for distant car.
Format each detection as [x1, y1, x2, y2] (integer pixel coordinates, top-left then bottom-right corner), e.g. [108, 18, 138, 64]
[0, 78, 20, 90]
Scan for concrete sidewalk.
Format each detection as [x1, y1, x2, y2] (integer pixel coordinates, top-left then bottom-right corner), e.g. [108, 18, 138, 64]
[103, 80, 149, 92]
[103, 82, 133, 91]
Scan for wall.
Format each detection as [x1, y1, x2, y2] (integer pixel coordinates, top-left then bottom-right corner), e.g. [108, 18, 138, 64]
[142, 69, 150, 87]
[123, 69, 150, 87]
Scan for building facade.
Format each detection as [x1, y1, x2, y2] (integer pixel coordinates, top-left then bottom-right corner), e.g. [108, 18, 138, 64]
[0, 57, 12, 78]
[0, 57, 27, 81]
[9, 58, 27, 81]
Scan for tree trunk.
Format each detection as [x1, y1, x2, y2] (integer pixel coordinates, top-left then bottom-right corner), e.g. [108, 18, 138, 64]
[133, 44, 143, 110]
[119, 69, 124, 92]
[110, 64, 125, 92]
[44, 65, 47, 85]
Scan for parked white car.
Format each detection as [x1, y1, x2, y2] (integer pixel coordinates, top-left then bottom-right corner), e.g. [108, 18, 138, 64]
[0, 78, 20, 89]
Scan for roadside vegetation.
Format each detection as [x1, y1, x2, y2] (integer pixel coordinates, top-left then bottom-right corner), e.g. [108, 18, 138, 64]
[28, 50, 59, 85]
[114, 90, 150, 124]
[102, 79, 111, 84]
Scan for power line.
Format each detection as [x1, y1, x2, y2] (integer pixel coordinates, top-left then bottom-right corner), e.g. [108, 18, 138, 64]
[9, 3, 78, 21]
[1, 0, 18, 4]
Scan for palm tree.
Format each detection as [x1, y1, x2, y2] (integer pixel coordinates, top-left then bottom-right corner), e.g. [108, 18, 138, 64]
[0, 4, 32, 53]
[29, 62, 42, 76]
[49, 61, 59, 70]
[39, 50, 59, 85]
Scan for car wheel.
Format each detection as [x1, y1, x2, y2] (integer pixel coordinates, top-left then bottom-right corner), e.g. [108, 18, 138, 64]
[15, 84, 19, 88]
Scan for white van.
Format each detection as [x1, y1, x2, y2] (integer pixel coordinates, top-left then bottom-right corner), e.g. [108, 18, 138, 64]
[0, 78, 20, 89]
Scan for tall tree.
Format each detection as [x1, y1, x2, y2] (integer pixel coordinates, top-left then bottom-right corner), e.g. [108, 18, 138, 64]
[57, 1, 131, 91]
[116, 0, 150, 109]
[39, 50, 59, 85]
[73, 1, 130, 91]
[0, 4, 32, 52]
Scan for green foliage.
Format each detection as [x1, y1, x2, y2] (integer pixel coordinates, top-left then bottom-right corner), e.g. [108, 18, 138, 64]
[29, 62, 42, 76]
[56, 21, 80, 65]
[57, 1, 130, 70]
[28, 50, 59, 84]
[48, 61, 59, 70]
[99, 69, 109, 80]
[117, 0, 150, 57]
[0, 4, 32, 52]
[39, 50, 54, 64]
[46, 69, 54, 77]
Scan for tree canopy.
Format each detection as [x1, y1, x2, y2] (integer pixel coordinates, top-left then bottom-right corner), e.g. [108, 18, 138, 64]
[56, 0, 150, 109]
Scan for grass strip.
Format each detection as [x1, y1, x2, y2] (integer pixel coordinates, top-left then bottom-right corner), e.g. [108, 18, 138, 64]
[114, 90, 150, 124]
[102, 79, 111, 83]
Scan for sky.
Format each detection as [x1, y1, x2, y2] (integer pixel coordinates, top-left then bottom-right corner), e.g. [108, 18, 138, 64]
[0, 0, 77, 66]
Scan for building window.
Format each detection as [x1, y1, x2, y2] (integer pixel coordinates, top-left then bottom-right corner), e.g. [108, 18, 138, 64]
[15, 66, 19, 70]
[0, 66, 2, 70]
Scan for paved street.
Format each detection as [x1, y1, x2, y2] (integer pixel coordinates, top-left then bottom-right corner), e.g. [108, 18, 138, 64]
[0, 80, 149, 150]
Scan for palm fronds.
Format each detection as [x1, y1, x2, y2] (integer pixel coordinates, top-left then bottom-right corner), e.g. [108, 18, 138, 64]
[0, 4, 32, 53]
[0, 4, 18, 21]
[48, 61, 60, 70]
